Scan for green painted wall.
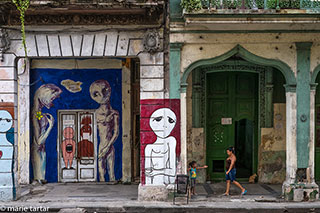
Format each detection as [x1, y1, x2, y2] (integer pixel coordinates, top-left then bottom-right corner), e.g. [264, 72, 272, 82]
[296, 42, 312, 169]
[170, 43, 183, 99]
[170, 0, 183, 20]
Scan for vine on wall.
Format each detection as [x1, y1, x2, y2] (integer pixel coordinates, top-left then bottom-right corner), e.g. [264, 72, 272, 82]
[181, 0, 202, 12]
[12, 0, 30, 58]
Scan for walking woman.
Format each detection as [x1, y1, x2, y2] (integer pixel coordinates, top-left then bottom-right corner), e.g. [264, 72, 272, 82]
[223, 147, 247, 196]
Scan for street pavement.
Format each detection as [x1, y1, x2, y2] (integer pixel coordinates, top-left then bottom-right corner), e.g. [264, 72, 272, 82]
[0, 182, 320, 212]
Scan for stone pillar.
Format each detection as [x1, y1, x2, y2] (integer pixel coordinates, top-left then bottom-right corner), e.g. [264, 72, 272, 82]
[283, 42, 319, 201]
[180, 87, 188, 175]
[283, 87, 297, 187]
[309, 85, 317, 184]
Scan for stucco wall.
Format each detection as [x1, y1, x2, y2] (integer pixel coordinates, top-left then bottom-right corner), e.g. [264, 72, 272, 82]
[259, 103, 286, 184]
[170, 33, 320, 76]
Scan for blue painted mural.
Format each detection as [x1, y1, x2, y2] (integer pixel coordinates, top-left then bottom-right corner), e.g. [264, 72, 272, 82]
[30, 67, 122, 183]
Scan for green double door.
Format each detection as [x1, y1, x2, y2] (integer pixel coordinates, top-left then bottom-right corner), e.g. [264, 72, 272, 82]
[206, 72, 258, 180]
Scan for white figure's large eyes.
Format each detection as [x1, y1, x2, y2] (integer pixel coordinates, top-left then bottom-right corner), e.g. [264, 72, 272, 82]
[0, 118, 11, 122]
[168, 116, 175, 124]
[153, 116, 163, 122]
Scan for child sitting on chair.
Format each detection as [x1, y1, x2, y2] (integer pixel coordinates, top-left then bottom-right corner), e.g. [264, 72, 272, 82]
[188, 161, 208, 195]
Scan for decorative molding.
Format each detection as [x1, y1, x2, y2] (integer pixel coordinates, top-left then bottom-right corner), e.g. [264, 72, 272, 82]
[6, 12, 162, 25]
[260, 69, 266, 128]
[194, 63, 268, 73]
[0, 29, 10, 62]
[0, 2, 164, 26]
[295, 42, 313, 50]
[284, 84, 297, 92]
[265, 84, 274, 92]
[180, 83, 188, 93]
[181, 44, 296, 87]
[310, 83, 318, 91]
[143, 29, 162, 53]
[170, 42, 184, 50]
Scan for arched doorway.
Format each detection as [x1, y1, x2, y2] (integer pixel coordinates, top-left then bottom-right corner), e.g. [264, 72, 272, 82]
[181, 45, 295, 182]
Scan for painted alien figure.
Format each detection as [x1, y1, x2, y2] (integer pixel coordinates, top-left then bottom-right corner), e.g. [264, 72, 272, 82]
[32, 84, 62, 184]
[90, 80, 119, 182]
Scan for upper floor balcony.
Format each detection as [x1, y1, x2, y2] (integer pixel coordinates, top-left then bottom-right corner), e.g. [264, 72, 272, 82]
[181, 0, 320, 14]
[170, 0, 320, 32]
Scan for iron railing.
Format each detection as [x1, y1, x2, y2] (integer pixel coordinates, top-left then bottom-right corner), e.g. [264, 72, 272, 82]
[0, 0, 155, 5]
[184, 0, 320, 11]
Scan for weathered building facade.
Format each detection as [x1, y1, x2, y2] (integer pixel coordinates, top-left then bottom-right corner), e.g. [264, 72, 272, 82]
[170, 0, 320, 201]
[2, 0, 320, 203]
[0, 0, 173, 201]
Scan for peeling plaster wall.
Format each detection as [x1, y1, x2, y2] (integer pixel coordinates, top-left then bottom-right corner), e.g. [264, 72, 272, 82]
[259, 104, 286, 184]
[186, 75, 206, 183]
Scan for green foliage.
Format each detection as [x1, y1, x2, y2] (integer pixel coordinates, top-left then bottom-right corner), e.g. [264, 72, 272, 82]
[313, 0, 320, 8]
[266, 0, 276, 8]
[255, 0, 265, 8]
[181, 0, 202, 12]
[279, 0, 300, 8]
[12, 0, 30, 58]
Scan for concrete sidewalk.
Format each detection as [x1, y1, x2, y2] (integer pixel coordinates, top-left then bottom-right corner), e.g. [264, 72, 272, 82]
[0, 182, 320, 212]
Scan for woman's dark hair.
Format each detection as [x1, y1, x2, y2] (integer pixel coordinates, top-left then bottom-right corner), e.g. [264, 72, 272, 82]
[226, 147, 235, 154]
[189, 161, 196, 167]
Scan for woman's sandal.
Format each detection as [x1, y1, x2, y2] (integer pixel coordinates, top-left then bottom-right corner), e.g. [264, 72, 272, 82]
[222, 193, 229, 196]
[241, 190, 247, 195]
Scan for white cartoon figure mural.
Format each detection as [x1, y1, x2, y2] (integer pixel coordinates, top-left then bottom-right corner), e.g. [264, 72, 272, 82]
[32, 84, 62, 184]
[0, 110, 14, 200]
[90, 80, 119, 182]
[145, 108, 177, 185]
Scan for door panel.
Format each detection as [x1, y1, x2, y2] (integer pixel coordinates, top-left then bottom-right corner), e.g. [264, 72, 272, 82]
[78, 112, 96, 182]
[58, 110, 97, 182]
[60, 113, 78, 181]
[206, 72, 257, 181]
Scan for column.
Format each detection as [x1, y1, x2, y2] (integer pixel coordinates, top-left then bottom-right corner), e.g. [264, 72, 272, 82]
[283, 42, 319, 201]
[180, 84, 188, 175]
[309, 85, 317, 183]
[265, 69, 274, 128]
[169, 43, 183, 99]
[284, 85, 297, 185]
[296, 42, 312, 169]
